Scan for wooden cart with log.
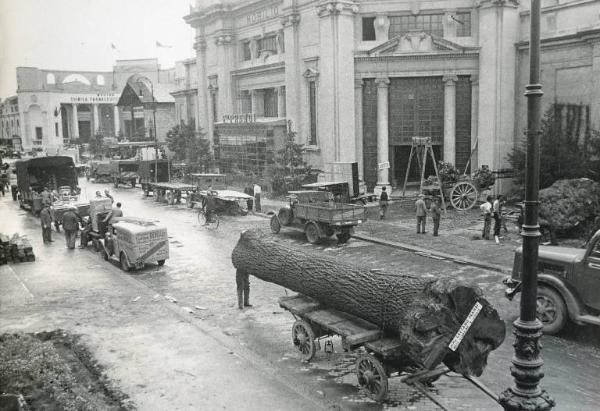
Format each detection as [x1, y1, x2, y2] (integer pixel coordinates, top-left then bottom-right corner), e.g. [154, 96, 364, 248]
[270, 190, 366, 244]
[279, 293, 501, 407]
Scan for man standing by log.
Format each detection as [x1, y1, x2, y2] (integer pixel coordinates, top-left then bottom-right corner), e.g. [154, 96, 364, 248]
[379, 187, 389, 219]
[480, 196, 493, 240]
[493, 195, 505, 244]
[253, 183, 262, 213]
[415, 194, 427, 234]
[40, 205, 53, 243]
[236, 269, 251, 309]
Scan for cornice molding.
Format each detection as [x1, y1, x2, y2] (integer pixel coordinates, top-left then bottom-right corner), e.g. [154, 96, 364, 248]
[476, 0, 520, 9]
[317, 1, 359, 18]
[230, 61, 285, 77]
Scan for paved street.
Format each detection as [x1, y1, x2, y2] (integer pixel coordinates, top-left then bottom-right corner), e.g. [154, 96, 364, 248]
[2, 179, 600, 410]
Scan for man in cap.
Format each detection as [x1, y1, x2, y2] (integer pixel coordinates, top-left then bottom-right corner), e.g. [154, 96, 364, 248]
[415, 193, 427, 234]
[61, 206, 82, 250]
[40, 205, 53, 243]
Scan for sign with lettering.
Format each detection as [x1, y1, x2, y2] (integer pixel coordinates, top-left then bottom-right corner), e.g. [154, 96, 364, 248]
[222, 113, 256, 124]
[240, 5, 279, 27]
[448, 302, 483, 352]
[68, 93, 118, 104]
[378, 161, 390, 170]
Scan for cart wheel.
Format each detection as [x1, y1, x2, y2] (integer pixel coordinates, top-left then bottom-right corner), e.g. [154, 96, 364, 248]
[292, 320, 317, 361]
[450, 181, 478, 210]
[120, 252, 131, 272]
[92, 239, 101, 252]
[356, 354, 388, 402]
[270, 215, 281, 234]
[305, 222, 321, 244]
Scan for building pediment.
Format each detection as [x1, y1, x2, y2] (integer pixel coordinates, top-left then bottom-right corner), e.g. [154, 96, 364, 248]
[368, 32, 478, 56]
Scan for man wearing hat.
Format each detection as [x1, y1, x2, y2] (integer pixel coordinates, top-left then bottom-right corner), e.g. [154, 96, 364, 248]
[62, 206, 82, 250]
[415, 194, 427, 234]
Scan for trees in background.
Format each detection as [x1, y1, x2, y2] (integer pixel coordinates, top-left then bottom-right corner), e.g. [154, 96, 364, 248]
[165, 123, 211, 172]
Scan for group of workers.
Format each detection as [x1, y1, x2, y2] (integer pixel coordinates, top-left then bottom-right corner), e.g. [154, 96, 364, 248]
[479, 194, 506, 244]
[39, 188, 123, 250]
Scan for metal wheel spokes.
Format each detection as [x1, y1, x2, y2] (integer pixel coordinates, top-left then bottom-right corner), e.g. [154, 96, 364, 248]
[292, 320, 316, 361]
[356, 354, 388, 402]
[450, 182, 478, 210]
[537, 296, 556, 323]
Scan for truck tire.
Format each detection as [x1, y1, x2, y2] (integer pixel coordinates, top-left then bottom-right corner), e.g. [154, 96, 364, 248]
[305, 222, 321, 244]
[270, 215, 281, 234]
[120, 252, 131, 272]
[157, 259, 166, 266]
[537, 286, 567, 335]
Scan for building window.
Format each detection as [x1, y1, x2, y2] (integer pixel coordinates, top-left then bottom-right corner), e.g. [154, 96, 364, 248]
[211, 92, 218, 123]
[258, 35, 277, 55]
[46, 73, 56, 84]
[35, 127, 43, 141]
[388, 14, 444, 38]
[239, 90, 252, 114]
[96, 75, 105, 86]
[55, 123, 59, 137]
[455, 12, 472, 37]
[263, 89, 277, 118]
[242, 41, 252, 61]
[309, 81, 317, 145]
[362, 17, 376, 41]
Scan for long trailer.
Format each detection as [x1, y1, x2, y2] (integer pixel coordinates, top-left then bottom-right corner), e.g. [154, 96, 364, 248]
[279, 294, 501, 407]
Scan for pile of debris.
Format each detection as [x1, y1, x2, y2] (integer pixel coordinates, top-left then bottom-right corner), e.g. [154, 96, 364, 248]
[0, 233, 35, 265]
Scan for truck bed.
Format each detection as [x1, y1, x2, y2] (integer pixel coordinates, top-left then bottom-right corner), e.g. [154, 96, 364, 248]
[293, 202, 366, 225]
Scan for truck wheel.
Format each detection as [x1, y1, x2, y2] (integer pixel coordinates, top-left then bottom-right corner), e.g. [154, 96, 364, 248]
[337, 232, 351, 244]
[92, 239, 101, 252]
[157, 259, 166, 266]
[537, 286, 567, 335]
[101, 249, 109, 261]
[120, 252, 131, 272]
[305, 222, 321, 244]
[131, 180, 136, 188]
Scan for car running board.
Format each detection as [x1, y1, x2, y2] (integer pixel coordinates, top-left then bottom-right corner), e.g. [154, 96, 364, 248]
[575, 315, 600, 326]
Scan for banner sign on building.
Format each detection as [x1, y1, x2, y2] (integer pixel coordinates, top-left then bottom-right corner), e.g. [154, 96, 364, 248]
[222, 113, 256, 124]
[68, 93, 118, 104]
[240, 6, 279, 26]
[378, 161, 390, 170]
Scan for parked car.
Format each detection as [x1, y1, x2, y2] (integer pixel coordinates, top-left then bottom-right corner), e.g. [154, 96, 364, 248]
[504, 230, 600, 334]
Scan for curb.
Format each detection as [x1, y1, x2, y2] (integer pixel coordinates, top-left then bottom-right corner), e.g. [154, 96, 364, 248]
[353, 233, 513, 275]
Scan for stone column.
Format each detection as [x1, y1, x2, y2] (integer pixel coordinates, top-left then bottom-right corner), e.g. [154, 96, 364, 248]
[375, 77, 390, 187]
[194, 34, 211, 143]
[250, 90, 260, 116]
[92, 104, 99, 134]
[591, 40, 600, 128]
[72, 104, 79, 139]
[354, 78, 364, 179]
[282, 11, 302, 137]
[114, 105, 120, 137]
[443, 75, 458, 166]
[277, 86, 285, 118]
[470, 75, 479, 170]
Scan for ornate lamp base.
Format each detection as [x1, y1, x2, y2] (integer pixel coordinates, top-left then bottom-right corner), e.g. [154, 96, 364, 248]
[499, 319, 555, 411]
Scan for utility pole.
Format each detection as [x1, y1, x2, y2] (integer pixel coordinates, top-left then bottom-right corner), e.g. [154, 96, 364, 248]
[499, 1, 554, 409]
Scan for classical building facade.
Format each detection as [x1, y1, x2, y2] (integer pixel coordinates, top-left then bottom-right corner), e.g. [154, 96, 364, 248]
[4, 59, 176, 152]
[185, 0, 600, 192]
[0, 96, 21, 149]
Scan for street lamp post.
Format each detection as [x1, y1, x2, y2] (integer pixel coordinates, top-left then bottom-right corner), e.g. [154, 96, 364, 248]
[499, 1, 554, 410]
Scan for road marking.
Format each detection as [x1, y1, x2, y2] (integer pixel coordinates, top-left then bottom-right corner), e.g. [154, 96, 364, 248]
[4, 264, 34, 299]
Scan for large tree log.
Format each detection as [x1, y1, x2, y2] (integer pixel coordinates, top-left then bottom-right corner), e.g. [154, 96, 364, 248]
[232, 229, 505, 377]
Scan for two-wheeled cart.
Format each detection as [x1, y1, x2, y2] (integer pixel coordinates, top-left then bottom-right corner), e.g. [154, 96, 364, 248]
[279, 294, 500, 408]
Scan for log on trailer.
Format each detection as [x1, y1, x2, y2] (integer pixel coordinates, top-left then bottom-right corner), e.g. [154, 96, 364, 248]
[231, 229, 505, 377]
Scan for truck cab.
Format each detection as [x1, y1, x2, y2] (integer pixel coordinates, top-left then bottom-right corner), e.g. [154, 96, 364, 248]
[505, 230, 600, 334]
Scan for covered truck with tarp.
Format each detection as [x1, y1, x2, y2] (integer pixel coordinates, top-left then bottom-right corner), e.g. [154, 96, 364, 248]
[16, 156, 81, 214]
[109, 159, 139, 187]
[90, 160, 112, 183]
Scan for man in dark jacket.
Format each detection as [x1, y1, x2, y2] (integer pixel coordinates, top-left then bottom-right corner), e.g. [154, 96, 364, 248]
[236, 269, 251, 309]
[379, 187, 389, 220]
[430, 197, 442, 236]
[40, 205, 53, 243]
[62, 206, 81, 249]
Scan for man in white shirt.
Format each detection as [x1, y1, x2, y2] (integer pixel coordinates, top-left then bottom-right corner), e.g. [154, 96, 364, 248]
[480, 195, 493, 240]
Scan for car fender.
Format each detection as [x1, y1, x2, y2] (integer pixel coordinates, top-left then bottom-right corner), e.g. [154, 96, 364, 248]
[538, 274, 586, 322]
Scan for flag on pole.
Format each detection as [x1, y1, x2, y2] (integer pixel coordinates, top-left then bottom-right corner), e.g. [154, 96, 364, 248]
[155, 41, 173, 48]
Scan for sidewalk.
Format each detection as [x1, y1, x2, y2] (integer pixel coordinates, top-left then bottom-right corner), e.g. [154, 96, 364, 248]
[259, 195, 519, 272]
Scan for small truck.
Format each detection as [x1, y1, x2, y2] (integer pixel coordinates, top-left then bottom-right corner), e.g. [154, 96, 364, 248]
[109, 159, 139, 187]
[100, 217, 169, 272]
[270, 190, 366, 244]
[504, 230, 600, 334]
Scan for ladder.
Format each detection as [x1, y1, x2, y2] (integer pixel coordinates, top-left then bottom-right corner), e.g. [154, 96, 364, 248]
[401, 136, 446, 211]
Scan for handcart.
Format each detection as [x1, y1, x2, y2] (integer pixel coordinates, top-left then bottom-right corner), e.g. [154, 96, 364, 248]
[279, 294, 501, 408]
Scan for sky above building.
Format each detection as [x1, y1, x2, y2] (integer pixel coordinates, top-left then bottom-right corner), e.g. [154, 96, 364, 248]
[0, 0, 196, 98]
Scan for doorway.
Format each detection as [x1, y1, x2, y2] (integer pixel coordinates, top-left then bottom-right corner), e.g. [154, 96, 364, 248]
[393, 145, 442, 187]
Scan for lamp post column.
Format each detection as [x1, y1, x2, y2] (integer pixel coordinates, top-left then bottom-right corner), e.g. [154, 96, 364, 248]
[375, 77, 390, 189]
[499, 2, 554, 409]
